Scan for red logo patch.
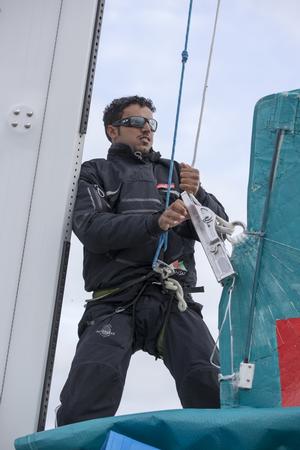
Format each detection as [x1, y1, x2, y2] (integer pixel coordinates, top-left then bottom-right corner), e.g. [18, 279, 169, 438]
[156, 183, 175, 189]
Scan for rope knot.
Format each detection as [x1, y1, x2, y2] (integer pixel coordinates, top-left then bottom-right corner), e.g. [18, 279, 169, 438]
[181, 49, 189, 63]
[164, 278, 187, 312]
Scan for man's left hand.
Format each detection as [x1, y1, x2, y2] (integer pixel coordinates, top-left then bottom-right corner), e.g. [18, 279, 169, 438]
[179, 163, 200, 195]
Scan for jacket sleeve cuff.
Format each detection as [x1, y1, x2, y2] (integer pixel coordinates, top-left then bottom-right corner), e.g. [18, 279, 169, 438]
[146, 213, 162, 237]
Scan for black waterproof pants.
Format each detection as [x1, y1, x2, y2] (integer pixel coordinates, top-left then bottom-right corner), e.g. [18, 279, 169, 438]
[57, 283, 220, 426]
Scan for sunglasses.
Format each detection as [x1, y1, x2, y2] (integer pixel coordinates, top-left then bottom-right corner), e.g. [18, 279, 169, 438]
[112, 116, 158, 132]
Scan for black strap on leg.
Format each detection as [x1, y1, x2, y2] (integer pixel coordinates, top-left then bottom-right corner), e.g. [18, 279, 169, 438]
[130, 281, 149, 344]
[156, 292, 175, 359]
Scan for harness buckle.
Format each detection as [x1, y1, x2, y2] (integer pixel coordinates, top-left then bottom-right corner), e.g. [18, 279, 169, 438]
[153, 259, 175, 280]
[114, 306, 125, 314]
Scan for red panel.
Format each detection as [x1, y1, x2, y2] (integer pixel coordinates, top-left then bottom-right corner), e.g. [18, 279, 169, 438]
[276, 318, 300, 407]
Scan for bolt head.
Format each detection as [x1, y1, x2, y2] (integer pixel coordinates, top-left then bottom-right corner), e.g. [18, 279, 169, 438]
[9, 105, 35, 132]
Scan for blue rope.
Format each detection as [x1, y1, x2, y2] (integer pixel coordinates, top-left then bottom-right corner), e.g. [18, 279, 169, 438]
[152, 0, 194, 268]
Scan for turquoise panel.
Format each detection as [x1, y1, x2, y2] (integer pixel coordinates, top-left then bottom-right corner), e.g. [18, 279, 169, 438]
[219, 89, 300, 407]
[14, 408, 300, 450]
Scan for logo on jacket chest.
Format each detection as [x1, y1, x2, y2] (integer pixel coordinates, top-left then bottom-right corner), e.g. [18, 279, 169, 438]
[170, 259, 188, 277]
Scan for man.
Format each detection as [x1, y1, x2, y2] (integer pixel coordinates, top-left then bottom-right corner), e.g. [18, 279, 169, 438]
[57, 95, 228, 426]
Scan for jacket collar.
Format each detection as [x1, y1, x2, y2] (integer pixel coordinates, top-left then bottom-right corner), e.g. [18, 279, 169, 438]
[107, 143, 161, 163]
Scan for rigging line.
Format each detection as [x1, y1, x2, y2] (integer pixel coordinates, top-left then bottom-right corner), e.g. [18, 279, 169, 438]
[210, 276, 235, 372]
[165, 0, 193, 210]
[243, 129, 285, 363]
[191, 0, 222, 167]
[152, 0, 194, 267]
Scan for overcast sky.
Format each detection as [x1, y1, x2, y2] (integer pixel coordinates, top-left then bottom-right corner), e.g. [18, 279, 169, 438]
[47, 0, 300, 428]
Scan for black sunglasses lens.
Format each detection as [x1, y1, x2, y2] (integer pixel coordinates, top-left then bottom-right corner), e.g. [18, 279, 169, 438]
[130, 117, 157, 131]
[129, 117, 145, 128]
[117, 116, 157, 132]
[149, 119, 157, 131]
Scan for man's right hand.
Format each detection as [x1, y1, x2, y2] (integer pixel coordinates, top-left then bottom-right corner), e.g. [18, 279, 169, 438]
[158, 199, 188, 231]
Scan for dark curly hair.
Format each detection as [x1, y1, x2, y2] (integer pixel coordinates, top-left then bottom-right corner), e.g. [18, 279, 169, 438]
[103, 95, 156, 141]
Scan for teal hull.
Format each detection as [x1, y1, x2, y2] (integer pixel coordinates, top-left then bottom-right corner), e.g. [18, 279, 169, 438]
[14, 407, 300, 450]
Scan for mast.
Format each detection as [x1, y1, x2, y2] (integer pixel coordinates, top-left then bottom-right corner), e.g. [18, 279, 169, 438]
[0, 1, 105, 448]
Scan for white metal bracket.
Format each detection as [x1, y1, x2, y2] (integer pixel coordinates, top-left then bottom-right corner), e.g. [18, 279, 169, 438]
[181, 191, 235, 282]
[238, 362, 255, 389]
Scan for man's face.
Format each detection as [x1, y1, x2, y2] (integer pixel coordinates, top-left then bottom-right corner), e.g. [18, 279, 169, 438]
[107, 104, 154, 153]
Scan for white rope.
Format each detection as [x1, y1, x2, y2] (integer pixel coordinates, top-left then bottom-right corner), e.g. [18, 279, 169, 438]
[153, 260, 187, 311]
[215, 216, 247, 245]
[210, 276, 235, 378]
[191, 0, 222, 167]
[164, 278, 187, 312]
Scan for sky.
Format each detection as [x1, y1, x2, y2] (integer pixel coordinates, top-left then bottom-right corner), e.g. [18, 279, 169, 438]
[46, 0, 300, 428]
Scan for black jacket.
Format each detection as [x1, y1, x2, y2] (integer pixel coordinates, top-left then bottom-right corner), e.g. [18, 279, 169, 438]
[72, 143, 228, 292]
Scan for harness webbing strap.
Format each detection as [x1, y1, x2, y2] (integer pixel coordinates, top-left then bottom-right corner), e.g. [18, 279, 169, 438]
[188, 286, 205, 293]
[89, 272, 155, 304]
